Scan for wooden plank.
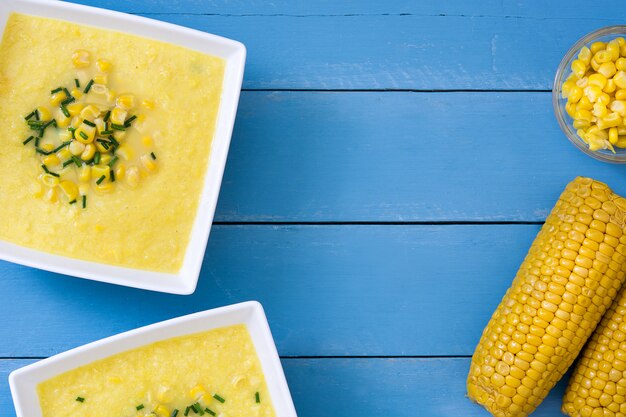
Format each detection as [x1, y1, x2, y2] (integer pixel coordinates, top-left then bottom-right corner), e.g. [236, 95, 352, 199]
[0, 358, 568, 417]
[0, 224, 539, 357]
[69, 0, 625, 20]
[216, 91, 626, 222]
[51, 3, 624, 90]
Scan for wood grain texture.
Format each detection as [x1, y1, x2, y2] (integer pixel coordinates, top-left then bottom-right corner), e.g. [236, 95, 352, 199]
[0, 358, 568, 417]
[58, 1, 626, 90]
[216, 91, 626, 222]
[0, 224, 540, 357]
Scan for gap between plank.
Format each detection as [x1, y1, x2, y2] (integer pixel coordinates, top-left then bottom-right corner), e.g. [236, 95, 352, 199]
[240, 88, 552, 93]
[213, 221, 544, 226]
[0, 355, 472, 360]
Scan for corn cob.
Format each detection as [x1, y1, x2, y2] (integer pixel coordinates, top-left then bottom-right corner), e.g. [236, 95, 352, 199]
[467, 177, 626, 417]
[563, 285, 626, 417]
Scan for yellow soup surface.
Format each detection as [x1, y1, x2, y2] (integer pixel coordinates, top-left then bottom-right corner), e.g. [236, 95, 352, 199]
[37, 325, 276, 417]
[0, 13, 225, 272]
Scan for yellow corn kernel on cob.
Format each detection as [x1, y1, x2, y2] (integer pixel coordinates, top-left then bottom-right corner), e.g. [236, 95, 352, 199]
[467, 177, 626, 417]
[563, 286, 626, 417]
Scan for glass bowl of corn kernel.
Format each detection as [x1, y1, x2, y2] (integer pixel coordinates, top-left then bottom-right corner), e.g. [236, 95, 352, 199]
[554, 26, 626, 162]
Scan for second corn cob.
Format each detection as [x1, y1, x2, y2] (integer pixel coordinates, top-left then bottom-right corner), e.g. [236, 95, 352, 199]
[563, 284, 626, 417]
[467, 177, 626, 417]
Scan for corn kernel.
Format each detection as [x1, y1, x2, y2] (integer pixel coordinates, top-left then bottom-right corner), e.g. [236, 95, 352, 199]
[57, 148, 72, 161]
[96, 58, 112, 72]
[69, 140, 86, 156]
[116, 94, 135, 110]
[72, 49, 90, 68]
[569, 86, 583, 103]
[41, 143, 54, 152]
[610, 127, 619, 145]
[59, 181, 78, 201]
[608, 39, 621, 61]
[81, 143, 96, 161]
[573, 119, 591, 129]
[31, 181, 43, 198]
[593, 103, 608, 118]
[604, 78, 617, 94]
[44, 187, 58, 203]
[597, 113, 623, 129]
[50, 90, 67, 106]
[610, 100, 626, 116]
[142, 98, 155, 109]
[189, 384, 206, 400]
[126, 166, 140, 188]
[141, 153, 158, 172]
[91, 84, 108, 95]
[585, 85, 604, 102]
[598, 62, 617, 79]
[614, 71, 626, 89]
[78, 165, 91, 182]
[43, 154, 60, 167]
[91, 164, 110, 182]
[589, 74, 608, 89]
[154, 405, 169, 417]
[99, 153, 112, 165]
[75, 124, 96, 144]
[80, 105, 100, 120]
[94, 74, 108, 85]
[41, 173, 59, 187]
[575, 109, 594, 123]
[142, 136, 153, 147]
[591, 42, 606, 54]
[578, 96, 593, 110]
[594, 50, 613, 64]
[579, 46, 592, 64]
[115, 163, 126, 180]
[110, 107, 127, 125]
[116, 144, 134, 161]
[572, 60, 588, 78]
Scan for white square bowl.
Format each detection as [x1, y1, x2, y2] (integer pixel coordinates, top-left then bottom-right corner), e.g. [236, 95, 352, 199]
[9, 301, 298, 417]
[0, 0, 246, 294]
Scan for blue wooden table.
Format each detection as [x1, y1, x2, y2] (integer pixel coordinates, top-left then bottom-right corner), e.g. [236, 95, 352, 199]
[3, 1, 626, 416]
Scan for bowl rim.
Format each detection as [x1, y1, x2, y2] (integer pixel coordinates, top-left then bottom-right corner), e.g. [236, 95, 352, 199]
[9, 301, 299, 417]
[0, 0, 246, 294]
[553, 25, 626, 163]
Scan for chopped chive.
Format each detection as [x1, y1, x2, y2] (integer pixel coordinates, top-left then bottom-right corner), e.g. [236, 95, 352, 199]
[79, 131, 89, 140]
[22, 136, 34, 145]
[75, 396, 84, 402]
[41, 165, 59, 178]
[63, 87, 71, 97]
[184, 407, 190, 416]
[68, 127, 76, 132]
[96, 175, 106, 185]
[172, 411, 179, 417]
[103, 110, 111, 122]
[108, 156, 118, 167]
[108, 135, 119, 146]
[83, 119, 96, 127]
[51, 87, 63, 94]
[61, 106, 70, 118]
[204, 409, 215, 416]
[99, 130, 113, 135]
[83, 79, 94, 93]
[35, 109, 40, 120]
[69, 199, 77, 205]
[72, 156, 82, 167]
[110, 169, 115, 182]
[150, 152, 156, 160]
[24, 110, 37, 120]
[110, 123, 125, 131]
[255, 392, 260, 403]
[192, 403, 204, 414]
[53, 141, 72, 153]
[74, 78, 80, 88]
[124, 115, 137, 127]
[61, 96, 75, 106]
[136, 404, 144, 411]
[63, 159, 74, 167]
[36, 148, 51, 155]
[41, 164, 50, 173]
[82, 195, 86, 208]
[97, 139, 110, 150]
[35, 137, 40, 147]
[94, 152, 101, 164]
[213, 394, 225, 403]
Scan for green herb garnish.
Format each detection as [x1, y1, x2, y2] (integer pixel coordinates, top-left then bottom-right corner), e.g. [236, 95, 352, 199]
[24, 110, 37, 120]
[61, 96, 75, 106]
[94, 152, 101, 164]
[184, 407, 191, 416]
[61, 106, 70, 118]
[110, 169, 115, 182]
[82, 195, 86, 209]
[136, 404, 144, 411]
[110, 123, 125, 131]
[72, 156, 82, 167]
[108, 135, 119, 146]
[151, 152, 157, 160]
[79, 131, 89, 140]
[96, 175, 106, 185]
[63, 159, 74, 168]
[22, 136, 34, 145]
[83, 119, 96, 127]
[83, 79, 94, 93]
[103, 110, 111, 122]
[124, 115, 137, 127]
[255, 392, 260, 403]
[75, 397, 84, 402]
[74, 78, 80, 88]
[50, 87, 63, 94]
[69, 199, 77, 205]
[108, 156, 119, 167]
[204, 409, 216, 416]
[213, 394, 225, 403]
[171, 410, 179, 417]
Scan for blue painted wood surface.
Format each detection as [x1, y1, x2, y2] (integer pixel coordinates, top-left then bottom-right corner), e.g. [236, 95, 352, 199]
[4, 1, 626, 417]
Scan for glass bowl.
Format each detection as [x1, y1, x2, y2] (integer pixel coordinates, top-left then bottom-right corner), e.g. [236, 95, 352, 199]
[553, 25, 626, 163]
